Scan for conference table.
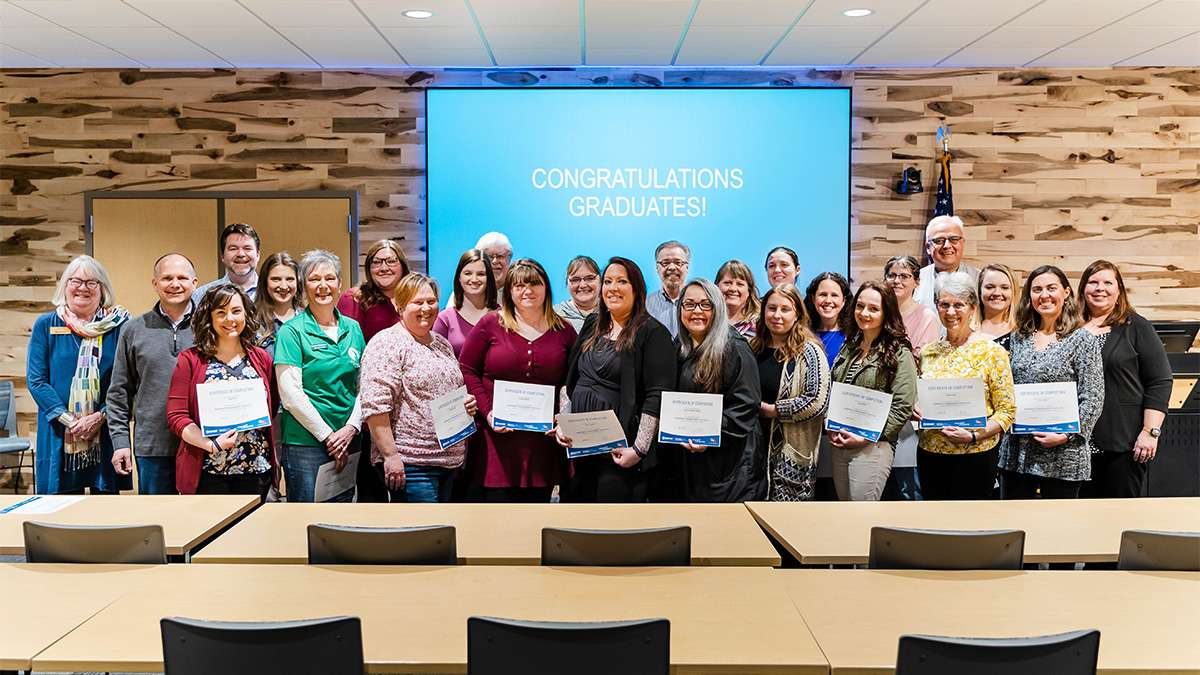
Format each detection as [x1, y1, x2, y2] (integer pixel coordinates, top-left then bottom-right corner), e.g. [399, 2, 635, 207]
[31, 564, 827, 674]
[747, 497, 1200, 564]
[0, 494, 259, 557]
[778, 568, 1200, 674]
[191, 502, 782, 566]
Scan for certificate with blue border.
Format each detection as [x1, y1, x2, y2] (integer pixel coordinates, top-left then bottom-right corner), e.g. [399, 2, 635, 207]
[918, 378, 987, 429]
[658, 392, 723, 447]
[1013, 381, 1081, 434]
[825, 382, 892, 443]
[557, 410, 628, 459]
[196, 379, 271, 436]
[432, 386, 476, 449]
[492, 380, 555, 432]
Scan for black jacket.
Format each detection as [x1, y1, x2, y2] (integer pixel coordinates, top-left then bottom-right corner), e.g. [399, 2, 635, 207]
[565, 312, 677, 470]
[1093, 313, 1173, 454]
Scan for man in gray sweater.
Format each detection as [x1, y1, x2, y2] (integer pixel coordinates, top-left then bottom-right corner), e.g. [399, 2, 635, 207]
[107, 253, 198, 494]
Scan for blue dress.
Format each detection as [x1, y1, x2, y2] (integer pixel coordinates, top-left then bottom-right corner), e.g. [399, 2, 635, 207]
[26, 312, 127, 494]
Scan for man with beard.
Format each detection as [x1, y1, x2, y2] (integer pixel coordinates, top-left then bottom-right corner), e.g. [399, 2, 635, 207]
[645, 240, 690, 339]
[193, 222, 261, 304]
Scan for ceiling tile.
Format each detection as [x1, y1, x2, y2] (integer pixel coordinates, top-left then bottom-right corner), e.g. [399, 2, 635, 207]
[72, 26, 226, 67]
[587, 26, 682, 49]
[798, 0, 928, 26]
[401, 47, 492, 66]
[0, 43, 58, 67]
[675, 25, 787, 64]
[127, 0, 260, 28]
[0, 26, 142, 66]
[764, 44, 862, 65]
[1068, 24, 1197, 49]
[0, 2, 56, 26]
[493, 46, 579, 66]
[691, 0, 812, 27]
[486, 26, 578, 49]
[381, 26, 483, 50]
[172, 25, 319, 66]
[1122, 0, 1200, 26]
[942, 46, 1056, 66]
[902, 0, 1044, 26]
[853, 45, 956, 66]
[773, 23, 885, 49]
[279, 27, 406, 66]
[356, 0, 475, 26]
[1010, 0, 1158, 26]
[865, 24, 988, 49]
[1030, 47, 1149, 67]
[1118, 36, 1200, 65]
[239, 0, 369, 28]
[10, 0, 159, 27]
[469, 0, 579, 27]
[971, 25, 1091, 49]
[586, 0, 694, 28]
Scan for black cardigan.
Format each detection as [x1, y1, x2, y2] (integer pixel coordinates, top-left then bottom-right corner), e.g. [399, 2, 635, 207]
[565, 312, 677, 471]
[1093, 313, 1173, 454]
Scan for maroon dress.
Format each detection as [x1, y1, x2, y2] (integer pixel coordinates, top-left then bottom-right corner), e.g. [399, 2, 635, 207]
[337, 289, 400, 345]
[458, 312, 577, 488]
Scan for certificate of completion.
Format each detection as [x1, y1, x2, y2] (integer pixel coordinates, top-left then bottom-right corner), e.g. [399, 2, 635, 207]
[492, 380, 555, 432]
[918, 378, 987, 429]
[314, 451, 360, 503]
[658, 392, 723, 447]
[1013, 382, 1081, 434]
[196, 379, 271, 436]
[556, 410, 628, 459]
[431, 386, 476, 449]
[825, 382, 893, 442]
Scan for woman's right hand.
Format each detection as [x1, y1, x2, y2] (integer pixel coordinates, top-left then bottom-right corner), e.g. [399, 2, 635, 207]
[382, 454, 406, 491]
[487, 412, 512, 433]
[911, 404, 923, 423]
[550, 424, 572, 448]
[212, 429, 238, 452]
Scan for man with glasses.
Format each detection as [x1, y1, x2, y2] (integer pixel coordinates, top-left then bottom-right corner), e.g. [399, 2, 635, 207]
[913, 215, 979, 313]
[192, 222, 261, 305]
[107, 253, 198, 494]
[475, 231, 514, 287]
[646, 240, 691, 339]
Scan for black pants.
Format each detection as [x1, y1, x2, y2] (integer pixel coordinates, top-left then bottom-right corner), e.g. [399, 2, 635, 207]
[482, 487, 553, 503]
[1081, 451, 1148, 498]
[197, 471, 270, 499]
[354, 435, 390, 503]
[917, 447, 999, 501]
[566, 456, 648, 503]
[1001, 470, 1081, 499]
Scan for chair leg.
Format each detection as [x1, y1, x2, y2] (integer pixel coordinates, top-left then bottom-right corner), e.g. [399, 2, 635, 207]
[12, 450, 23, 494]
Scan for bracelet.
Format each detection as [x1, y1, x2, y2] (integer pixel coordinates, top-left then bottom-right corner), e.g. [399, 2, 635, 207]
[209, 439, 220, 453]
[970, 430, 977, 444]
[633, 445, 648, 458]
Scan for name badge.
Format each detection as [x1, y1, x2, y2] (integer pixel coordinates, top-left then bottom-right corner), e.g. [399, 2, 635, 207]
[49, 326, 72, 335]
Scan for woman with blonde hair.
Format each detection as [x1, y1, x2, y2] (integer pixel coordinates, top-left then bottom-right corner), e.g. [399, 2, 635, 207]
[978, 263, 1018, 349]
[716, 259, 762, 338]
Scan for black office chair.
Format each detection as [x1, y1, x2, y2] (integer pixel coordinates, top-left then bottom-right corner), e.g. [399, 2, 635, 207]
[868, 526, 1025, 570]
[0, 380, 32, 493]
[541, 526, 691, 566]
[1117, 530, 1200, 571]
[23, 521, 166, 564]
[467, 616, 669, 675]
[161, 615, 363, 675]
[307, 523, 457, 565]
[896, 629, 1100, 675]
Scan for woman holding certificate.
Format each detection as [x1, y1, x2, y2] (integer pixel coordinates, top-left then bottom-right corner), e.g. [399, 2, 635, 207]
[716, 260, 761, 338]
[751, 284, 831, 502]
[560, 257, 676, 503]
[828, 280, 917, 501]
[27, 255, 130, 494]
[672, 279, 764, 502]
[459, 259, 577, 503]
[917, 272, 1017, 500]
[167, 286, 277, 496]
[360, 274, 476, 503]
[1078, 260, 1172, 499]
[804, 271, 854, 499]
[999, 265, 1105, 500]
[274, 250, 365, 503]
[434, 248, 498, 357]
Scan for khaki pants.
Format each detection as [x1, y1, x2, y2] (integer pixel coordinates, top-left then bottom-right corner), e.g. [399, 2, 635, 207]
[832, 439, 894, 501]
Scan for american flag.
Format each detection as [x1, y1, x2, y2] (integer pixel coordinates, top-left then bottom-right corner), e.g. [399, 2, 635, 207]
[933, 151, 954, 217]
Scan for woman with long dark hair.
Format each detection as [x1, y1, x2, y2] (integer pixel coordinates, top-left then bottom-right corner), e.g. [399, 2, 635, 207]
[252, 252, 301, 356]
[434, 248, 498, 357]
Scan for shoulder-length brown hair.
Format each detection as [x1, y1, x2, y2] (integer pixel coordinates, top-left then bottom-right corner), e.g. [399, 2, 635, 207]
[977, 262, 1017, 329]
[583, 256, 651, 354]
[842, 279, 911, 391]
[498, 258, 564, 333]
[750, 283, 818, 362]
[452, 248, 499, 311]
[355, 240, 410, 310]
[1015, 264, 1082, 338]
[1079, 259, 1134, 327]
[191, 285, 260, 359]
[716, 259, 762, 322]
[253, 252, 301, 332]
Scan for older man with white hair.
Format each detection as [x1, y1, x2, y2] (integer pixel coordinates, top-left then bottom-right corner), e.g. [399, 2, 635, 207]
[475, 231, 514, 287]
[913, 215, 979, 313]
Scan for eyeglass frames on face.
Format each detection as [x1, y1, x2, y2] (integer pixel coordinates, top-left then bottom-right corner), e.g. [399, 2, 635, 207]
[66, 278, 100, 290]
[928, 236, 963, 248]
[681, 300, 713, 312]
[657, 259, 688, 269]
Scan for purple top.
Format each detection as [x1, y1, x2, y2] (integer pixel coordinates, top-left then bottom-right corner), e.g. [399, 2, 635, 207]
[433, 307, 479, 358]
[337, 289, 400, 345]
[902, 302, 941, 353]
[458, 312, 577, 488]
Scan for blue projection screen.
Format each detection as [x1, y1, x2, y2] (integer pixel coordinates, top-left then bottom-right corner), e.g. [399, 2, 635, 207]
[426, 87, 850, 302]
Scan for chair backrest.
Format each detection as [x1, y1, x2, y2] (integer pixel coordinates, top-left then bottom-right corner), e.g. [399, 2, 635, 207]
[161, 615, 364, 675]
[868, 526, 1024, 570]
[541, 526, 691, 566]
[307, 523, 457, 565]
[467, 616, 669, 675]
[1118, 530, 1200, 571]
[896, 629, 1100, 675]
[23, 521, 166, 564]
[0, 379, 14, 433]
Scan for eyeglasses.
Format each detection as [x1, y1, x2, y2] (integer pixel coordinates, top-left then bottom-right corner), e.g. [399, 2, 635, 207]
[66, 278, 100, 290]
[487, 251, 513, 262]
[681, 300, 714, 312]
[370, 257, 403, 269]
[885, 272, 914, 282]
[568, 274, 598, 285]
[657, 259, 688, 269]
[928, 236, 964, 247]
[937, 301, 970, 312]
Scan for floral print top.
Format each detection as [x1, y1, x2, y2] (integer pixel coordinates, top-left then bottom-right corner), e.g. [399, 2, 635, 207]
[201, 355, 272, 476]
[919, 337, 1017, 455]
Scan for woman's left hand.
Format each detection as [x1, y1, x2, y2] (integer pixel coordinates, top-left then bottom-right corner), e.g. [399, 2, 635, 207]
[611, 446, 642, 468]
[69, 412, 105, 441]
[683, 440, 707, 453]
[1132, 430, 1158, 463]
[324, 425, 356, 458]
[759, 402, 777, 419]
[463, 394, 478, 417]
[1032, 432, 1069, 449]
[829, 430, 870, 450]
[939, 426, 974, 444]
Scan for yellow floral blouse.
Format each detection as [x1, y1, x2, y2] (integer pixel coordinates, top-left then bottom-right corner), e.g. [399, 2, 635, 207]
[919, 337, 1017, 455]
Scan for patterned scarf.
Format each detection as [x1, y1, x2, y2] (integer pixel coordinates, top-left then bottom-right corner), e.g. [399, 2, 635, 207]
[57, 305, 129, 471]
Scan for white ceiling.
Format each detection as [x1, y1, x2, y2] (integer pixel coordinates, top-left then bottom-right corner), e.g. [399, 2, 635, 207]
[0, 0, 1197, 69]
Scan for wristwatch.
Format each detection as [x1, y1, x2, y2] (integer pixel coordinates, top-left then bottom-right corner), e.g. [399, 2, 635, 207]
[1145, 427, 1161, 438]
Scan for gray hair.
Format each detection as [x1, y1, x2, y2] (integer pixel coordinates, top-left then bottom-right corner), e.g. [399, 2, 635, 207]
[475, 231, 512, 253]
[655, 240, 691, 261]
[884, 255, 921, 278]
[298, 249, 342, 287]
[678, 278, 731, 394]
[53, 255, 117, 309]
[926, 215, 965, 240]
[934, 271, 978, 307]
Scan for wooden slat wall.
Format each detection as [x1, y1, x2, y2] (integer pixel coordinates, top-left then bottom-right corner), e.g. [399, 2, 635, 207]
[2, 66, 1198, 482]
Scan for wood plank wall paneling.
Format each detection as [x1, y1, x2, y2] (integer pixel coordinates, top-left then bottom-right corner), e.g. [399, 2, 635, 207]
[2, 66, 1199, 486]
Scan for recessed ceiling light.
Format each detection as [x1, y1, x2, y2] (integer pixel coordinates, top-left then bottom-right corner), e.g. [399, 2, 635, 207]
[403, 9, 434, 19]
[843, 8, 873, 17]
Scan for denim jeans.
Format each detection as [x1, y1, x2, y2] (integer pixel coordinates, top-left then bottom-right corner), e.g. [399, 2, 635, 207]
[283, 444, 356, 503]
[135, 455, 177, 495]
[388, 464, 454, 503]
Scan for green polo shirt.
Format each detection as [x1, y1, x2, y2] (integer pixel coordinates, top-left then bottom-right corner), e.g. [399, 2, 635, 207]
[273, 308, 366, 447]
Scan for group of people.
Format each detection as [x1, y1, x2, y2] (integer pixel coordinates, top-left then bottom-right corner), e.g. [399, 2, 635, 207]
[26, 215, 1172, 506]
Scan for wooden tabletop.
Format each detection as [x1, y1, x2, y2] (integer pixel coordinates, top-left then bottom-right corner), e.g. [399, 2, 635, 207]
[0, 495, 259, 556]
[33, 564, 827, 674]
[747, 497, 1200, 564]
[0, 563, 162, 670]
[192, 502, 782, 566]
[777, 569, 1200, 674]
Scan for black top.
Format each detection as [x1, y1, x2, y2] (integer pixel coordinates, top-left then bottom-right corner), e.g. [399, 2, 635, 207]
[757, 348, 785, 405]
[565, 312, 677, 470]
[571, 337, 622, 414]
[1093, 313, 1173, 454]
[675, 330, 764, 502]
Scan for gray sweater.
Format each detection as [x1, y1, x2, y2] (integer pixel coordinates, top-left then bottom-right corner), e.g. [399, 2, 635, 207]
[106, 304, 195, 457]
